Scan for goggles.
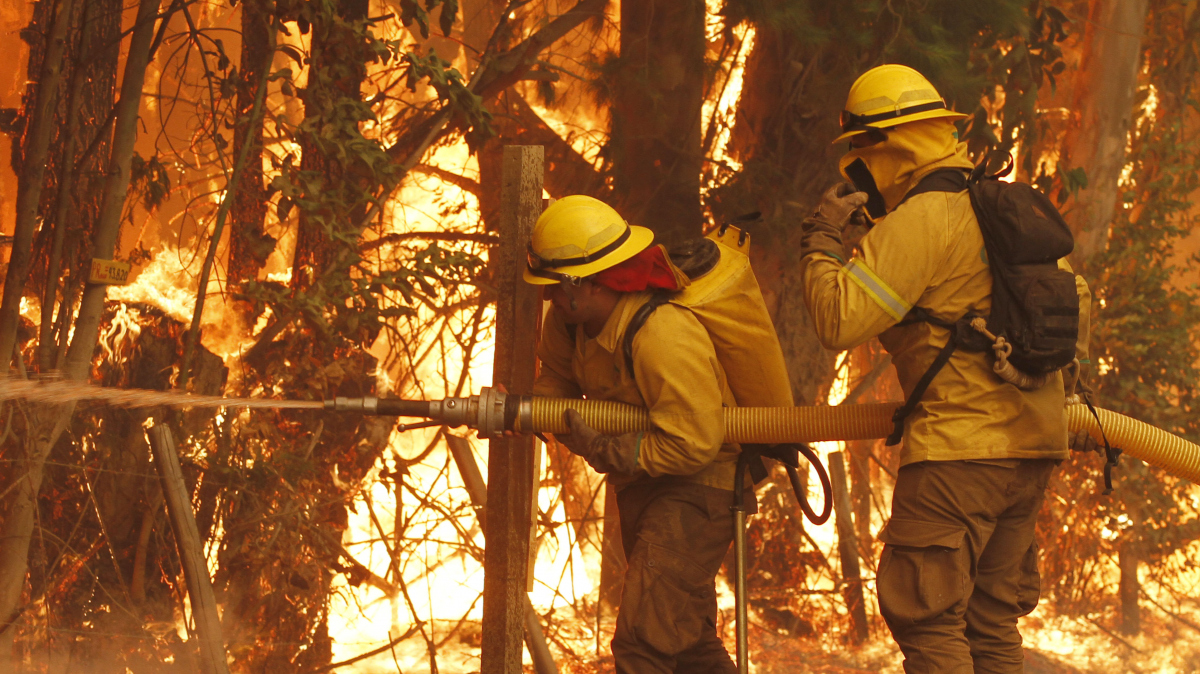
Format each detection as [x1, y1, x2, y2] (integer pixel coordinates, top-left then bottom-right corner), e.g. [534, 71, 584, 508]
[525, 267, 584, 285]
[839, 100, 949, 134]
[525, 225, 632, 285]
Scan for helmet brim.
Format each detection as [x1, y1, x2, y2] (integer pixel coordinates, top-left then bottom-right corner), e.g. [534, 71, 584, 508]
[523, 225, 656, 285]
[833, 108, 968, 144]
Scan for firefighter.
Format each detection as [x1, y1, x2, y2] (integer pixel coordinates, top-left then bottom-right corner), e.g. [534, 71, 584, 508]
[524, 195, 744, 673]
[798, 64, 1091, 672]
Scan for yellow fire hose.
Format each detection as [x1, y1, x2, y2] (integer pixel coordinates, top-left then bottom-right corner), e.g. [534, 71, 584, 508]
[519, 397, 1200, 484]
[325, 390, 1200, 483]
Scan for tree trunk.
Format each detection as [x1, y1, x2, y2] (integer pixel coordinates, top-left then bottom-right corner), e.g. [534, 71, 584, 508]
[830, 451, 868, 645]
[37, 46, 86, 372]
[0, 0, 78, 368]
[291, 0, 369, 291]
[62, 0, 162, 381]
[609, 0, 706, 246]
[1061, 0, 1151, 263]
[226, 0, 277, 290]
[1119, 496, 1144, 637]
[1118, 530, 1140, 635]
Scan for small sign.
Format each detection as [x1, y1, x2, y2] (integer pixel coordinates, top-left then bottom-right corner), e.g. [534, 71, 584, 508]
[89, 258, 132, 285]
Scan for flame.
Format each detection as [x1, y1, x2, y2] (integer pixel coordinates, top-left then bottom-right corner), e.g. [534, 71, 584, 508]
[702, 24, 755, 176]
[813, 349, 852, 461]
[18, 295, 39, 326]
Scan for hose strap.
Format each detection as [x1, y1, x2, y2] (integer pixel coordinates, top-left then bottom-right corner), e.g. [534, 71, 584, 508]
[888, 324, 959, 445]
[622, 291, 673, 374]
[1085, 397, 1120, 494]
[794, 444, 833, 525]
[741, 443, 832, 525]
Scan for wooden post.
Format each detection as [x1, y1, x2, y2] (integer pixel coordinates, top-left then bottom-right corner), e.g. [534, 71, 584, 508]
[148, 423, 231, 674]
[481, 145, 544, 674]
[847, 440, 873, 553]
[829, 451, 869, 645]
[447, 434, 558, 674]
[527, 438, 543, 593]
[598, 480, 625, 621]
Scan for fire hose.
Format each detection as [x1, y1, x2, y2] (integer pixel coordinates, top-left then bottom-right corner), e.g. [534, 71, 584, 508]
[325, 387, 1200, 485]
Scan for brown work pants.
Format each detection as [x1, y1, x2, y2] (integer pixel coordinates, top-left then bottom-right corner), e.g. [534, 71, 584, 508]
[612, 479, 745, 674]
[878, 459, 1057, 674]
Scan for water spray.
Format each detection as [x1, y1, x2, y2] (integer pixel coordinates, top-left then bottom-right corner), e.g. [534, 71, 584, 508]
[1, 376, 324, 410]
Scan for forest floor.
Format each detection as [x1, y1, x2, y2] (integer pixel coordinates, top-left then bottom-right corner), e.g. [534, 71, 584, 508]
[536, 608, 1200, 674]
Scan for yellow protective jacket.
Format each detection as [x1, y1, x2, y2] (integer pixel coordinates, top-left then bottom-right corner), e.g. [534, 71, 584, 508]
[801, 177, 1091, 467]
[533, 292, 739, 491]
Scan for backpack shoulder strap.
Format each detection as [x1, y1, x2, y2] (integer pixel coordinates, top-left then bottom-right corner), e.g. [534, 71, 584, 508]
[887, 321, 958, 445]
[895, 168, 970, 210]
[622, 291, 674, 374]
[885, 309, 975, 446]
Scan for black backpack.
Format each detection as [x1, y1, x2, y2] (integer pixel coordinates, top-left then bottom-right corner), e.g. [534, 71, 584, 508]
[886, 164, 1080, 446]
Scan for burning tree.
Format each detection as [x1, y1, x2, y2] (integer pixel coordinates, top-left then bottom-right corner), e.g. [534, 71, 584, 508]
[1, 0, 1199, 672]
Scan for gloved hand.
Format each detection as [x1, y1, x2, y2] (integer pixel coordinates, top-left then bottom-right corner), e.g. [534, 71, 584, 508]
[801, 183, 869, 262]
[1069, 428, 1102, 454]
[559, 409, 640, 474]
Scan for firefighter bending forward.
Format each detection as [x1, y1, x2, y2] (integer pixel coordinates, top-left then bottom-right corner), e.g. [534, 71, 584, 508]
[798, 65, 1091, 672]
[524, 196, 744, 673]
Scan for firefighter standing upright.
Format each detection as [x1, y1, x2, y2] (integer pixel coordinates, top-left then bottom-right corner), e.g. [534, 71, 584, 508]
[798, 65, 1092, 673]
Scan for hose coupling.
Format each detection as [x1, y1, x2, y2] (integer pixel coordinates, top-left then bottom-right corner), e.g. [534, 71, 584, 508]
[325, 396, 379, 414]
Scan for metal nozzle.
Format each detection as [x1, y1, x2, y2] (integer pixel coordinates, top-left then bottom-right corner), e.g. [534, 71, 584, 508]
[321, 388, 524, 439]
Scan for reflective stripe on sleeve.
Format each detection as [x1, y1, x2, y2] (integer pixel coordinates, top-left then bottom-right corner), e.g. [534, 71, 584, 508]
[840, 259, 913, 321]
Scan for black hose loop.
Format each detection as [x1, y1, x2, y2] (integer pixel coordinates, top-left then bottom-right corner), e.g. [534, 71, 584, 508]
[788, 444, 833, 525]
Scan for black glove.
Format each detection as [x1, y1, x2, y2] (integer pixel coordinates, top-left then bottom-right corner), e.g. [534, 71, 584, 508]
[558, 409, 640, 474]
[800, 183, 869, 262]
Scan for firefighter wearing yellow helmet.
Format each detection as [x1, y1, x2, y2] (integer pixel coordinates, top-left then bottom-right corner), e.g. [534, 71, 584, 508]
[526, 195, 746, 672]
[798, 65, 1093, 672]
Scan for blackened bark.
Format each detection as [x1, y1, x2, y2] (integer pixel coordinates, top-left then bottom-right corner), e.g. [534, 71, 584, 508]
[609, 0, 705, 246]
[227, 0, 277, 289]
[0, 0, 77, 368]
[291, 0, 370, 291]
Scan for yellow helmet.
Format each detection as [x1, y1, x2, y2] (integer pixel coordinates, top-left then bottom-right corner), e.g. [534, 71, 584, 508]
[523, 195, 655, 285]
[833, 64, 967, 143]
